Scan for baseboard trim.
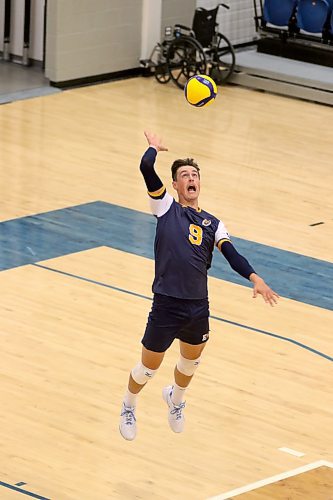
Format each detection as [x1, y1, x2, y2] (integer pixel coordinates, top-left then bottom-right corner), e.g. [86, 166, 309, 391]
[50, 67, 143, 89]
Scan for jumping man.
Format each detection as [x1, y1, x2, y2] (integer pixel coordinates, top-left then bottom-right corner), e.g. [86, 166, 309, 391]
[119, 131, 279, 440]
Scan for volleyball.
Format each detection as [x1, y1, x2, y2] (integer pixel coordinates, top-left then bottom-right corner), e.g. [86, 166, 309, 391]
[184, 74, 217, 107]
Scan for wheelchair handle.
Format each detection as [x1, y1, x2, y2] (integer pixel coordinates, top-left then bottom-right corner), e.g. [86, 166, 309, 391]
[218, 3, 230, 9]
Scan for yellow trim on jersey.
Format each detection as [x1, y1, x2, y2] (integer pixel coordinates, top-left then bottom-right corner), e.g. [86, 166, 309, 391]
[217, 238, 231, 251]
[148, 186, 166, 198]
[181, 204, 202, 212]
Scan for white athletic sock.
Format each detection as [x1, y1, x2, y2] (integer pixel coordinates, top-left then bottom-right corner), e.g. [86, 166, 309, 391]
[171, 383, 186, 405]
[123, 389, 137, 408]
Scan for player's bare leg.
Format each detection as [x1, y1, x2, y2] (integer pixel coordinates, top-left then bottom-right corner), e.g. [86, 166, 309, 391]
[119, 347, 164, 440]
[163, 340, 207, 433]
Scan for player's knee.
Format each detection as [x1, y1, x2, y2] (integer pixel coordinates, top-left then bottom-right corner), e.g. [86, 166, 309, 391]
[131, 362, 157, 385]
[177, 355, 201, 377]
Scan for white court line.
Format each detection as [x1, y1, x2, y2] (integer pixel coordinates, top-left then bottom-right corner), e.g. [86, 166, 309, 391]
[208, 460, 333, 500]
[278, 447, 305, 457]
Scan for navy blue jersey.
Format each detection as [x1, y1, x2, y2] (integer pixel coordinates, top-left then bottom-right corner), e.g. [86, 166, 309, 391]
[140, 146, 255, 300]
[152, 198, 226, 299]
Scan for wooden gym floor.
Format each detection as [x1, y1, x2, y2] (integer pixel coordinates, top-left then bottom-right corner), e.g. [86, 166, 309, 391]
[0, 77, 332, 499]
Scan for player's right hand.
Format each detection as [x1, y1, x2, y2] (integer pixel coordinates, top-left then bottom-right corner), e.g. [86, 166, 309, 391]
[144, 131, 168, 152]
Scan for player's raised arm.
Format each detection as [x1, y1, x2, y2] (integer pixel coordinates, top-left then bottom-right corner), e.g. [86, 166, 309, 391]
[139, 131, 168, 192]
[140, 131, 173, 217]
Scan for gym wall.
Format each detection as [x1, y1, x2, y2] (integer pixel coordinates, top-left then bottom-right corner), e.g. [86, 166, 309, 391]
[41, 0, 256, 86]
[45, 0, 143, 84]
[161, 0, 196, 40]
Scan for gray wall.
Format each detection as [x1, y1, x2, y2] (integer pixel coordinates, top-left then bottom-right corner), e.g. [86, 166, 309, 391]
[45, 0, 143, 83]
[44, 0, 256, 85]
[161, 0, 196, 40]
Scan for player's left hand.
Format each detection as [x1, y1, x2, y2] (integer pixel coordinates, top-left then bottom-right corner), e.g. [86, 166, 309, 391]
[251, 276, 279, 306]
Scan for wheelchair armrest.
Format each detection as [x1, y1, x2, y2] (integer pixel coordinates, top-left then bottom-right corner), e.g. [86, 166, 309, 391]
[174, 23, 192, 31]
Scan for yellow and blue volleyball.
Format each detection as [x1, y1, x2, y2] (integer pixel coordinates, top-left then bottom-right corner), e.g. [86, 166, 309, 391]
[184, 74, 217, 107]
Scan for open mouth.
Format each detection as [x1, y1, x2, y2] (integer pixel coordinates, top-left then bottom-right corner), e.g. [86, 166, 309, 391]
[188, 185, 196, 193]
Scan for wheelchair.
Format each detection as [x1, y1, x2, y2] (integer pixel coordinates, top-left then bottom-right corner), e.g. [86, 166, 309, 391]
[141, 3, 236, 90]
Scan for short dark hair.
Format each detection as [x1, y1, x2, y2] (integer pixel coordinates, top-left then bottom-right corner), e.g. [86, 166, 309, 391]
[171, 158, 200, 181]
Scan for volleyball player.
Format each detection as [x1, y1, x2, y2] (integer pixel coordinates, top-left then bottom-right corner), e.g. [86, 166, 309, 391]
[119, 131, 279, 440]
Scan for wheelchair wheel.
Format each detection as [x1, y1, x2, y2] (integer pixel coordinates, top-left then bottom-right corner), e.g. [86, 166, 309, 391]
[151, 43, 171, 84]
[166, 36, 207, 90]
[209, 33, 235, 85]
[154, 63, 171, 84]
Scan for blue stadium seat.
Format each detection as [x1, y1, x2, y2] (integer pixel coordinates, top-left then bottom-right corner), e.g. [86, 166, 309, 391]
[263, 0, 297, 26]
[296, 0, 331, 33]
[328, 1, 333, 33]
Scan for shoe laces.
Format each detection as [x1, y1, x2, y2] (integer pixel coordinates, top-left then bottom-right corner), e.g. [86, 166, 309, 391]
[170, 401, 185, 420]
[121, 405, 136, 426]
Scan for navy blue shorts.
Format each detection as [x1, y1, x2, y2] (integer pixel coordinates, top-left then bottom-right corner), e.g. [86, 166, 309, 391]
[141, 294, 210, 353]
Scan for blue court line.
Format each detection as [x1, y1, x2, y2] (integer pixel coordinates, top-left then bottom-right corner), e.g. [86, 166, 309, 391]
[33, 263, 333, 363]
[210, 315, 333, 362]
[0, 481, 50, 499]
[33, 263, 151, 301]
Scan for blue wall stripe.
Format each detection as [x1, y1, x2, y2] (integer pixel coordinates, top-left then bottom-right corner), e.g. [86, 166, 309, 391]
[33, 263, 333, 363]
[1, 201, 333, 311]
